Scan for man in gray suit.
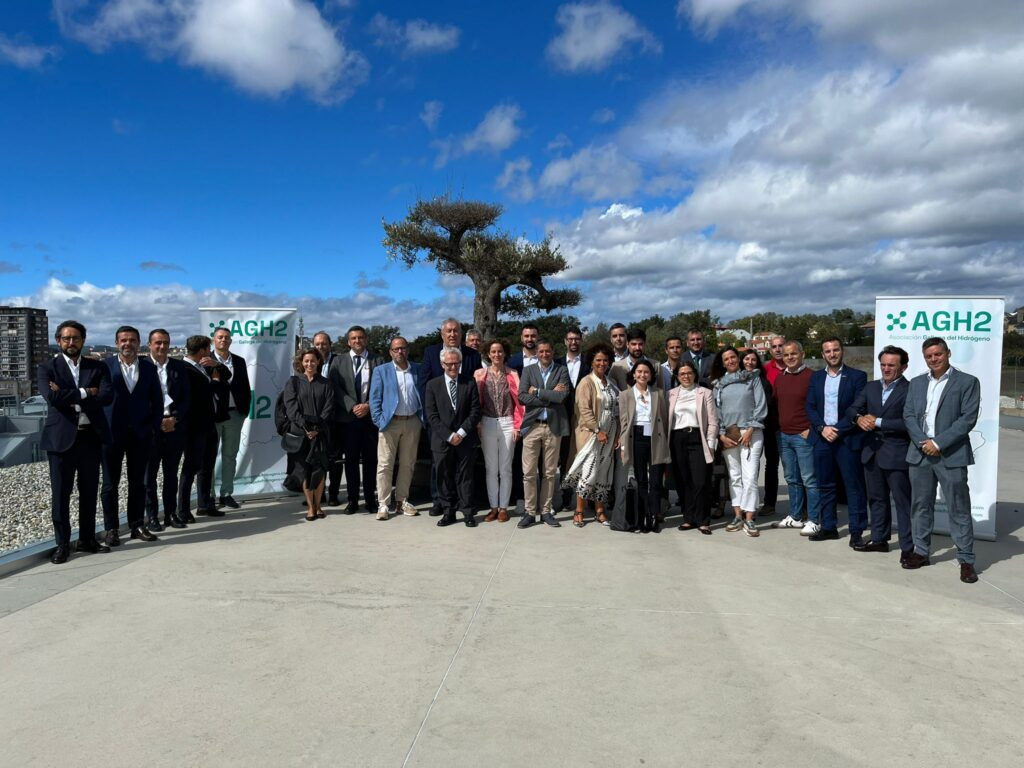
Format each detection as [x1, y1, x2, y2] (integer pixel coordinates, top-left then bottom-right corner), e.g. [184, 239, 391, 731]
[902, 336, 981, 583]
[518, 340, 570, 528]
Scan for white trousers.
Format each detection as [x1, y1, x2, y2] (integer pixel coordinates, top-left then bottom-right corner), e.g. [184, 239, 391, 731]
[722, 428, 764, 514]
[480, 416, 515, 508]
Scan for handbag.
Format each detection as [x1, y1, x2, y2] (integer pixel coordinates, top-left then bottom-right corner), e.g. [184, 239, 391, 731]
[724, 424, 742, 442]
[281, 431, 304, 453]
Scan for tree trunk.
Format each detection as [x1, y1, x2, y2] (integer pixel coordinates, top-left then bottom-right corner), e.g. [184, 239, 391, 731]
[473, 278, 503, 340]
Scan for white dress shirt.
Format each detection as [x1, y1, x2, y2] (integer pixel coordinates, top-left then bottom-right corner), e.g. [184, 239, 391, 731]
[565, 355, 582, 386]
[214, 351, 235, 408]
[673, 386, 699, 429]
[154, 359, 174, 415]
[119, 356, 139, 394]
[394, 363, 420, 416]
[62, 353, 90, 425]
[924, 367, 952, 446]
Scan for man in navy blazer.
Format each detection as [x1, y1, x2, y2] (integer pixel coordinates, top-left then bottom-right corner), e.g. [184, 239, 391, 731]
[100, 325, 164, 545]
[37, 320, 114, 563]
[901, 337, 981, 583]
[369, 336, 426, 520]
[847, 345, 912, 559]
[507, 323, 540, 373]
[144, 328, 191, 531]
[804, 337, 867, 542]
[421, 317, 481, 383]
[424, 347, 481, 527]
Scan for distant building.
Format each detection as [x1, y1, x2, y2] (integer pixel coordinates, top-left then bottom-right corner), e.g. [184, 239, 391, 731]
[751, 331, 777, 353]
[0, 306, 49, 395]
[715, 326, 752, 346]
[1006, 307, 1024, 335]
[860, 320, 875, 340]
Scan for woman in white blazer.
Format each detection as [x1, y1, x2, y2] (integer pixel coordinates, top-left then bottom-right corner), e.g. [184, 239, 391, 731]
[668, 360, 719, 533]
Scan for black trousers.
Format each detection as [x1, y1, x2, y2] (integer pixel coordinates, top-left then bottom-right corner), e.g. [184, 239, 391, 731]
[865, 457, 913, 551]
[631, 428, 663, 530]
[47, 430, 102, 548]
[344, 416, 378, 507]
[180, 425, 213, 515]
[325, 421, 345, 500]
[762, 423, 780, 508]
[101, 431, 151, 531]
[671, 427, 709, 526]
[146, 427, 185, 520]
[196, 425, 219, 508]
[433, 444, 475, 517]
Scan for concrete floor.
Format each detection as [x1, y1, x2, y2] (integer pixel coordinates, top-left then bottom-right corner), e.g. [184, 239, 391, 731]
[2, 429, 1023, 767]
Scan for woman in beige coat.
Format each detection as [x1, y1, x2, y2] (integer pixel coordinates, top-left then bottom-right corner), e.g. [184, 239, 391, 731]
[616, 360, 670, 533]
[667, 360, 719, 533]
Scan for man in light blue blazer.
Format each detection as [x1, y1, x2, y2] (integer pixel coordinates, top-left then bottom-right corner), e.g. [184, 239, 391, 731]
[902, 336, 981, 583]
[369, 336, 426, 520]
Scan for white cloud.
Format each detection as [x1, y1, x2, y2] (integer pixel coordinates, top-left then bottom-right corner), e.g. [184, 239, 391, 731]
[547, 1, 660, 72]
[54, 0, 368, 103]
[496, 157, 535, 202]
[540, 143, 643, 201]
[591, 107, 615, 124]
[367, 13, 460, 56]
[0, 34, 60, 69]
[434, 103, 524, 168]
[419, 99, 443, 131]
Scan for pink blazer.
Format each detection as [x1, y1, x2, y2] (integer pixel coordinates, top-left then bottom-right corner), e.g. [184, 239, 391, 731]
[667, 386, 719, 463]
[473, 367, 524, 431]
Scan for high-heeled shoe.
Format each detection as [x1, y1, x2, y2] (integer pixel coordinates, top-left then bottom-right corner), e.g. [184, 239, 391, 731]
[573, 511, 585, 527]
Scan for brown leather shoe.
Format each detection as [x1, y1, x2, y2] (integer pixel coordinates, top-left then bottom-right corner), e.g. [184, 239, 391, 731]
[497, 509, 510, 523]
[901, 552, 931, 569]
[959, 562, 979, 583]
[484, 509, 499, 522]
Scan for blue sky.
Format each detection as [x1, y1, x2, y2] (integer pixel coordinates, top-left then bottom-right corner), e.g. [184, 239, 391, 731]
[2, 1, 1022, 340]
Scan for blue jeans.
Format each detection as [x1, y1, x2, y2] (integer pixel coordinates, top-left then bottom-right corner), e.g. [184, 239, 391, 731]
[778, 432, 820, 524]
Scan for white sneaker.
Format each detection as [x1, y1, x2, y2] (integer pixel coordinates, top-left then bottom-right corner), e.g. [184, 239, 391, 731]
[376, 505, 389, 521]
[400, 500, 419, 517]
[800, 521, 821, 536]
[772, 515, 803, 529]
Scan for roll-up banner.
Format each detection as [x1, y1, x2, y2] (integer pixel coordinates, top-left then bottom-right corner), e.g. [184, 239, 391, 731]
[874, 296, 1004, 541]
[198, 307, 297, 497]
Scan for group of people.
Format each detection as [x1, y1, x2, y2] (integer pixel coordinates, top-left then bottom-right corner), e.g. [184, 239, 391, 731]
[39, 321, 250, 564]
[40, 315, 983, 584]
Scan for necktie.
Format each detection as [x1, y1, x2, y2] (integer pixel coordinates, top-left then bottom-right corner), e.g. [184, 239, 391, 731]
[448, 378, 457, 410]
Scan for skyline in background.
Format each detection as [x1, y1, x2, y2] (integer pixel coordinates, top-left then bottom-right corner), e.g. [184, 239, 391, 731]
[2, 1, 1022, 342]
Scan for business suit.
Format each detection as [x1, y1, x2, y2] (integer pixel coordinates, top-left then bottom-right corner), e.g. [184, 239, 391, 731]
[668, 385, 718, 527]
[38, 354, 113, 549]
[903, 366, 981, 565]
[331, 350, 384, 510]
[681, 350, 713, 389]
[101, 356, 164, 533]
[369, 361, 426, 511]
[805, 366, 868, 535]
[519, 362, 570, 519]
[609, 355, 660, 392]
[425, 374, 481, 524]
[207, 351, 251, 501]
[180, 360, 229, 518]
[422, 343, 481, 382]
[614, 385, 669, 531]
[145, 356, 191, 527]
[847, 377, 912, 550]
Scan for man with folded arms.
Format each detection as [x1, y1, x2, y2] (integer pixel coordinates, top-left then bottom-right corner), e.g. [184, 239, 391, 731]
[902, 337, 981, 583]
[370, 336, 425, 520]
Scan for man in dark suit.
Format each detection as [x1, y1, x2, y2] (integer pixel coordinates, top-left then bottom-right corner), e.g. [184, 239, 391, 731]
[902, 337, 981, 583]
[204, 326, 251, 510]
[555, 327, 590, 510]
[330, 325, 383, 513]
[425, 347, 481, 527]
[847, 345, 912, 559]
[507, 323, 540, 373]
[38, 320, 113, 563]
[805, 337, 867, 543]
[421, 317, 482, 515]
[680, 329, 714, 388]
[100, 325, 164, 546]
[518, 340, 570, 528]
[180, 335, 229, 522]
[313, 331, 345, 506]
[144, 328, 191, 530]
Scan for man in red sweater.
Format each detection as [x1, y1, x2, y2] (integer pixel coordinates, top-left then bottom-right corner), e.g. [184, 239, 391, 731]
[772, 341, 821, 533]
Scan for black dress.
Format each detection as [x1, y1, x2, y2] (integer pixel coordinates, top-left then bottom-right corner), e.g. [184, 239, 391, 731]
[283, 374, 335, 487]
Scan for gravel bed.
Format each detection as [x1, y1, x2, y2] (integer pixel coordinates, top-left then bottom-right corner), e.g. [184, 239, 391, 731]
[0, 460, 158, 556]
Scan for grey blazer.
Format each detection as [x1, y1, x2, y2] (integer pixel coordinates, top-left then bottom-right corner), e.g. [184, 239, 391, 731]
[329, 351, 384, 424]
[903, 367, 980, 468]
[518, 362, 571, 437]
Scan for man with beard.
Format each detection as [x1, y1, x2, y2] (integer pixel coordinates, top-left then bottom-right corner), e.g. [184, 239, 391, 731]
[144, 328, 191, 530]
[508, 323, 540, 373]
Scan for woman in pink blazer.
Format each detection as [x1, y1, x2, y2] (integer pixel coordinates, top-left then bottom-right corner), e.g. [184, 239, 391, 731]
[667, 360, 719, 533]
[474, 340, 524, 522]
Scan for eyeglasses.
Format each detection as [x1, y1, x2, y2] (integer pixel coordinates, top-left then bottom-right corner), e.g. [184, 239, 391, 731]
[442, 361, 459, 367]
[58, 336, 82, 342]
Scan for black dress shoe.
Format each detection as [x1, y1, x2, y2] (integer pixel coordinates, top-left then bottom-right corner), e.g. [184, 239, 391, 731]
[518, 515, 536, 529]
[464, 514, 478, 528]
[182, 511, 197, 524]
[130, 527, 158, 542]
[104, 529, 121, 547]
[541, 512, 561, 528]
[146, 517, 164, 532]
[344, 503, 359, 515]
[76, 539, 110, 554]
[429, 501, 443, 517]
[165, 515, 187, 529]
[436, 515, 458, 527]
[900, 549, 913, 565]
[959, 562, 979, 583]
[808, 528, 839, 541]
[327, 496, 341, 507]
[219, 495, 240, 509]
[856, 540, 890, 553]
[51, 546, 69, 564]
[902, 552, 931, 569]
[198, 507, 225, 517]
[848, 535, 864, 549]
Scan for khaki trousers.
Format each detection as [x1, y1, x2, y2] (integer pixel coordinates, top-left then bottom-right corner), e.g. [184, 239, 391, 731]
[522, 423, 561, 517]
[376, 416, 421, 508]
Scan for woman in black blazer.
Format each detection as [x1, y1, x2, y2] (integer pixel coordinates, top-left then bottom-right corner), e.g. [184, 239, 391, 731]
[283, 348, 335, 520]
